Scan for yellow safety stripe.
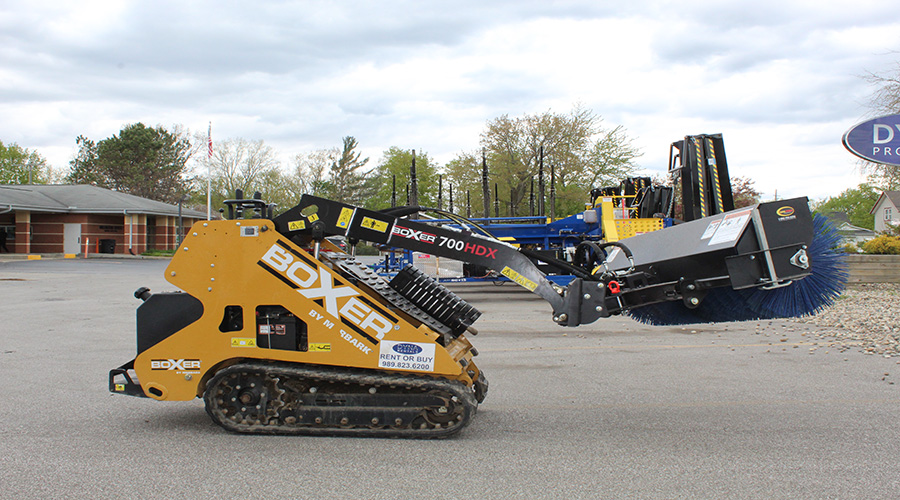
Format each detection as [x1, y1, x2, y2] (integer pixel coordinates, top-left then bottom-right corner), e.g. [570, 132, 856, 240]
[706, 137, 724, 213]
[693, 137, 707, 218]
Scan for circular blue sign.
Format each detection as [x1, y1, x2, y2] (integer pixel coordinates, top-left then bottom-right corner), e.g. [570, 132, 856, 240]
[843, 114, 900, 166]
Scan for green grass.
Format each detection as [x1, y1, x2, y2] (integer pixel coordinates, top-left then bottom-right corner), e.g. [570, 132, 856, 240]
[141, 249, 177, 257]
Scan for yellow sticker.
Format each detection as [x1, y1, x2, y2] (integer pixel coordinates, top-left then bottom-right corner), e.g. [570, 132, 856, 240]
[500, 266, 538, 291]
[288, 220, 306, 231]
[114, 384, 125, 392]
[231, 338, 257, 348]
[307, 213, 320, 222]
[360, 217, 389, 233]
[337, 207, 354, 228]
[309, 343, 332, 352]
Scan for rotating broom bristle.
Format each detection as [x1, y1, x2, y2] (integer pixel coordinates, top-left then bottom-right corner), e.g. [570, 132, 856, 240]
[626, 213, 848, 326]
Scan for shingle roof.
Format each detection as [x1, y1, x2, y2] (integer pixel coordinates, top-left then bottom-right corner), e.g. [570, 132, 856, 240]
[887, 191, 900, 209]
[0, 184, 208, 218]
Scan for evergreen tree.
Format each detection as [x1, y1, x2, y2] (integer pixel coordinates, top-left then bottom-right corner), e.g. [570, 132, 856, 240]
[325, 136, 370, 205]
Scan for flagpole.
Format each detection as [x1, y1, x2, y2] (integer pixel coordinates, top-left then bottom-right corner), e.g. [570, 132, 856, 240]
[206, 121, 212, 220]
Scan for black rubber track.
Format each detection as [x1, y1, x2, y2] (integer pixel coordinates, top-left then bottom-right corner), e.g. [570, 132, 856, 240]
[204, 362, 478, 438]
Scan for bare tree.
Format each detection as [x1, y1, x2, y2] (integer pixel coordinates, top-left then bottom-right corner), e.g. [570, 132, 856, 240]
[286, 147, 337, 200]
[211, 137, 281, 197]
[866, 58, 900, 116]
[862, 57, 900, 189]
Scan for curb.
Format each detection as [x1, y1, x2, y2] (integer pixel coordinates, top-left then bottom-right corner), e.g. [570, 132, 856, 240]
[0, 253, 172, 262]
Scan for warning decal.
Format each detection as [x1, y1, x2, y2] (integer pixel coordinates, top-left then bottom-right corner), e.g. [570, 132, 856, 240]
[708, 209, 752, 246]
[288, 220, 306, 231]
[500, 266, 538, 291]
[700, 220, 720, 240]
[337, 207, 354, 229]
[360, 217, 389, 233]
[231, 338, 257, 348]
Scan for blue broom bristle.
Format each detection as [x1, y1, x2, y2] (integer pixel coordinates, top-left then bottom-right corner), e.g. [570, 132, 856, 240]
[626, 213, 848, 326]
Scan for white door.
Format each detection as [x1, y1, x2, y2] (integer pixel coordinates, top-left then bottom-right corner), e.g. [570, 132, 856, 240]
[64, 223, 81, 254]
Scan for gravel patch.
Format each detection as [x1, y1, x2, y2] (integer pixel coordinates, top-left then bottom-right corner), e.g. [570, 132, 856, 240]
[793, 283, 900, 357]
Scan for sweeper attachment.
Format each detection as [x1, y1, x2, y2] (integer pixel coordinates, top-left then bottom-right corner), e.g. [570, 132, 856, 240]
[109, 135, 846, 438]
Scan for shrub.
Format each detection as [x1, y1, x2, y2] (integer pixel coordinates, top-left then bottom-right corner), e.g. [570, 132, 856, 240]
[838, 242, 859, 254]
[861, 235, 900, 255]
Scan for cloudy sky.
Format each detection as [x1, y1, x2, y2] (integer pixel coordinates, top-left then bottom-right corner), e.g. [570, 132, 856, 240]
[2, 0, 899, 201]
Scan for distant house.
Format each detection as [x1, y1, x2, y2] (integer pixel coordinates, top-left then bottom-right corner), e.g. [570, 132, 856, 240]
[821, 211, 877, 245]
[870, 190, 900, 233]
[0, 184, 207, 255]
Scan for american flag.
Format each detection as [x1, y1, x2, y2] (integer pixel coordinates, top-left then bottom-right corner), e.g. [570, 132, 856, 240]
[207, 123, 213, 159]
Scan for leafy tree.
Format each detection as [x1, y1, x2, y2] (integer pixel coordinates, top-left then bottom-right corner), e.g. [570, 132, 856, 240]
[444, 152, 484, 216]
[365, 147, 439, 210]
[812, 183, 880, 230]
[731, 176, 761, 208]
[66, 123, 194, 202]
[324, 136, 370, 206]
[446, 105, 640, 218]
[1, 140, 53, 184]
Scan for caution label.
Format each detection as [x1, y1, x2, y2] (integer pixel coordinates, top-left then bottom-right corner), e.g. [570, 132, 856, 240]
[337, 207, 354, 229]
[500, 266, 538, 291]
[308, 343, 332, 352]
[288, 220, 306, 231]
[360, 217, 388, 233]
[231, 338, 257, 348]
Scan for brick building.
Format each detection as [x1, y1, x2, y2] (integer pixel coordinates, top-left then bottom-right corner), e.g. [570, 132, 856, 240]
[0, 184, 208, 255]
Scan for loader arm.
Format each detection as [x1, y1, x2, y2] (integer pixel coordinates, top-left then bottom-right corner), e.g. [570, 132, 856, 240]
[273, 194, 818, 327]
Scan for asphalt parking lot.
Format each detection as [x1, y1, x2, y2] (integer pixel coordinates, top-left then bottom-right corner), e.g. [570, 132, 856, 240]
[2, 257, 899, 499]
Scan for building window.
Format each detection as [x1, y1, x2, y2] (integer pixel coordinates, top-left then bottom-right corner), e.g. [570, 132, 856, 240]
[886, 208, 893, 221]
[0, 225, 14, 242]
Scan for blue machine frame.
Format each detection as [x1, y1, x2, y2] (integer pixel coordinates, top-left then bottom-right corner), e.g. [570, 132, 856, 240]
[371, 208, 671, 286]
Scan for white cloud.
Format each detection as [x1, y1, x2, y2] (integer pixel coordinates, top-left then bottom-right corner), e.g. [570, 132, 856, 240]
[0, 0, 898, 204]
